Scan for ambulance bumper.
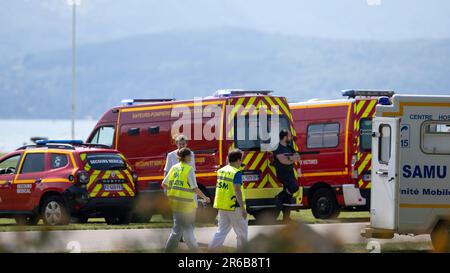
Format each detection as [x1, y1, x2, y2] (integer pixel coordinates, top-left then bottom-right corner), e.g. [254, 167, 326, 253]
[343, 184, 367, 206]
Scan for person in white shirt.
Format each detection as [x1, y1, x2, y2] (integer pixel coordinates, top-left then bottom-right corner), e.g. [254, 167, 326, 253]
[164, 135, 198, 207]
[164, 134, 196, 175]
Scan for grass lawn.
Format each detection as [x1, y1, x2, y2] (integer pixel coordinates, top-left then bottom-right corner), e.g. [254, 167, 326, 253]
[0, 209, 369, 232]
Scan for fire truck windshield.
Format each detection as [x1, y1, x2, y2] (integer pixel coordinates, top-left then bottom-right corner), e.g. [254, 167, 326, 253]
[234, 115, 290, 151]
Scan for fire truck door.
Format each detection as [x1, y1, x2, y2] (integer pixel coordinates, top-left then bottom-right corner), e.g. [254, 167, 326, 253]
[371, 117, 400, 230]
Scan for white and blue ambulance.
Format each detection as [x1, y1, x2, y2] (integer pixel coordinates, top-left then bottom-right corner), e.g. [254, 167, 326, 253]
[362, 94, 450, 251]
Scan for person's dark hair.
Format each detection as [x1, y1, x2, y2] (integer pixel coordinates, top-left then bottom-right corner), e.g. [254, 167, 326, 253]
[279, 129, 289, 141]
[177, 147, 192, 161]
[228, 149, 243, 163]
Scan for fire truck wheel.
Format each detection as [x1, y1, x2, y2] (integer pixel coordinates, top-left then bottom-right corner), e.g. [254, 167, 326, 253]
[41, 196, 70, 226]
[310, 188, 340, 219]
[431, 221, 450, 252]
[14, 215, 40, 226]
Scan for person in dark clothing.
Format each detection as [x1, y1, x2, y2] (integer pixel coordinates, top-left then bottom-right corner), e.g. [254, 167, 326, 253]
[273, 129, 300, 222]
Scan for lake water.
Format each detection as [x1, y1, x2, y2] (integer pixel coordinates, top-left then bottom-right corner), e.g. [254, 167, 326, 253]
[0, 119, 98, 153]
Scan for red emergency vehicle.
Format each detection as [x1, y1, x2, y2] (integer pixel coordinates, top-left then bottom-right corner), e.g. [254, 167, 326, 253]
[86, 90, 302, 222]
[290, 90, 394, 219]
[0, 140, 136, 225]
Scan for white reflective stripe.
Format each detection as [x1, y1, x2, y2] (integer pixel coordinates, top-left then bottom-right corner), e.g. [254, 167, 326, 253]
[171, 186, 194, 193]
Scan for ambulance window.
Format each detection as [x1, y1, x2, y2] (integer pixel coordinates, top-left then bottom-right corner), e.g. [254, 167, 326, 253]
[21, 153, 45, 174]
[90, 126, 115, 147]
[378, 125, 391, 164]
[307, 123, 339, 149]
[235, 115, 260, 150]
[360, 118, 372, 151]
[421, 121, 450, 154]
[51, 154, 69, 169]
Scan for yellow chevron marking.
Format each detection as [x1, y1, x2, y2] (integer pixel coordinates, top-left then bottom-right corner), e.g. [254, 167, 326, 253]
[358, 180, 364, 188]
[358, 155, 370, 174]
[228, 98, 245, 123]
[356, 100, 366, 113]
[118, 192, 126, 197]
[267, 174, 279, 188]
[249, 153, 264, 170]
[113, 172, 124, 179]
[84, 165, 91, 171]
[274, 97, 290, 117]
[90, 184, 102, 197]
[246, 182, 255, 189]
[87, 170, 101, 188]
[123, 184, 135, 196]
[80, 153, 86, 161]
[243, 152, 255, 165]
[102, 171, 112, 179]
[260, 162, 268, 172]
[241, 97, 257, 116]
[101, 192, 109, 197]
[362, 100, 377, 117]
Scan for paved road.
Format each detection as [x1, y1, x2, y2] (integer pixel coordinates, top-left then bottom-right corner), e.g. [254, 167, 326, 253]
[0, 222, 430, 252]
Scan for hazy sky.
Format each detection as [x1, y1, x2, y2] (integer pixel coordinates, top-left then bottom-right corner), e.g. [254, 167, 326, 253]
[1, 0, 450, 57]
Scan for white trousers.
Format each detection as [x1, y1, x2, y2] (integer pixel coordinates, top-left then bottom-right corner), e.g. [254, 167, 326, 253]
[165, 211, 199, 252]
[208, 208, 248, 249]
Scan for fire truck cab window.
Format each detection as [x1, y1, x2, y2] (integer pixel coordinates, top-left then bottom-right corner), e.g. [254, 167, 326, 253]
[234, 115, 290, 151]
[21, 153, 45, 174]
[307, 123, 339, 149]
[421, 121, 450, 154]
[90, 126, 115, 147]
[360, 118, 372, 151]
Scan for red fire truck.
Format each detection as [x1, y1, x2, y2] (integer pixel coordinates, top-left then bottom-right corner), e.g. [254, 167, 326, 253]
[86, 90, 301, 222]
[290, 90, 394, 219]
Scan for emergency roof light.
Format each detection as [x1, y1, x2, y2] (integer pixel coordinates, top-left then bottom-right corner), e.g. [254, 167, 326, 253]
[213, 89, 273, 97]
[378, 96, 391, 105]
[36, 140, 84, 146]
[121, 98, 175, 106]
[341, 89, 395, 98]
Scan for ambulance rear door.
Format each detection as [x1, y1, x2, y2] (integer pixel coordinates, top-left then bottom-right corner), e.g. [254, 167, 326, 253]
[371, 117, 400, 230]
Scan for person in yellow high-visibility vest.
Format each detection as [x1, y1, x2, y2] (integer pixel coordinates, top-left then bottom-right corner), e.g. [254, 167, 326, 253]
[208, 149, 248, 250]
[161, 147, 210, 252]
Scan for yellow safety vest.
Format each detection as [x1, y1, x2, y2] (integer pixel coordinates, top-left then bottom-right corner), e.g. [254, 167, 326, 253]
[214, 165, 246, 211]
[166, 162, 195, 213]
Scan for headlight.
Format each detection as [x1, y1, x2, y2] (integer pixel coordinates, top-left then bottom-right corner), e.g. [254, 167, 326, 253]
[77, 170, 90, 184]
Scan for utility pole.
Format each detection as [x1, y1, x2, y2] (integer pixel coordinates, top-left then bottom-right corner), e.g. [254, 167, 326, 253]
[68, 0, 80, 139]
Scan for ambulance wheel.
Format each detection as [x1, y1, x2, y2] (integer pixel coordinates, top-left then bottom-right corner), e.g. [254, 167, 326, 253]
[310, 188, 340, 219]
[41, 196, 70, 226]
[15, 215, 40, 226]
[431, 221, 450, 252]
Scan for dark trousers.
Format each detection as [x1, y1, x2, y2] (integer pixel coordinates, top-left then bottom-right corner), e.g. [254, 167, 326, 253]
[276, 170, 299, 220]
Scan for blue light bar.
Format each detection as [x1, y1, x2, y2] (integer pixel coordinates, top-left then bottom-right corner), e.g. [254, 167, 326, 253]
[36, 140, 84, 146]
[378, 96, 391, 105]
